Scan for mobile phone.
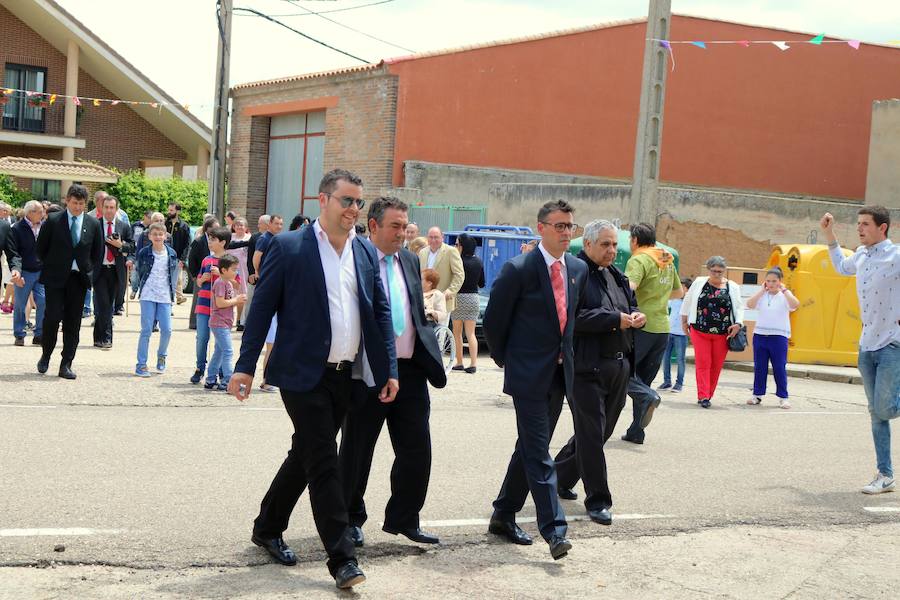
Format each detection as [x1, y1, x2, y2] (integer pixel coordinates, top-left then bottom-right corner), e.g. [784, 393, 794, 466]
[108, 232, 120, 240]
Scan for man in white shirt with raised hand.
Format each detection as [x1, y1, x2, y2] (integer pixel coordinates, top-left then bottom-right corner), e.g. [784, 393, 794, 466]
[821, 206, 900, 495]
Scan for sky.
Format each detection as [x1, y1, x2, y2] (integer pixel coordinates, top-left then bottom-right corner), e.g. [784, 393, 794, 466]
[54, 0, 900, 126]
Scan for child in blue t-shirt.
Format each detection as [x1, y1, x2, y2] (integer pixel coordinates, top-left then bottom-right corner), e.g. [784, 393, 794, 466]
[659, 277, 692, 392]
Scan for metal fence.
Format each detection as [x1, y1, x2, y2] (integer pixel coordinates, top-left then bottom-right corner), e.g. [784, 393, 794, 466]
[407, 205, 487, 233]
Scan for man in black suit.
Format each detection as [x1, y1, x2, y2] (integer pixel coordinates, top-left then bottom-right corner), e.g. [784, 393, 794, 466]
[229, 169, 398, 590]
[484, 199, 588, 560]
[553, 220, 646, 526]
[93, 195, 134, 349]
[0, 215, 22, 298]
[339, 197, 447, 549]
[36, 184, 104, 379]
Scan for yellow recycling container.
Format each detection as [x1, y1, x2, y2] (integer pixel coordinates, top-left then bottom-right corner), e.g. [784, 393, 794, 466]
[765, 244, 861, 366]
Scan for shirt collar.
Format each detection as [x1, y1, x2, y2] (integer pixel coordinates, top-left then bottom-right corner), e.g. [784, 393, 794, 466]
[867, 239, 893, 254]
[376, 248, 396, 262]
[66, 210, 82, 223]
[313, 218, 356, 243]
[538, 242, 564, 269]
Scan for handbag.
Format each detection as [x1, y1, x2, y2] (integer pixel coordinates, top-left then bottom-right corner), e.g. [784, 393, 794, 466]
[725, 282, 748, 352]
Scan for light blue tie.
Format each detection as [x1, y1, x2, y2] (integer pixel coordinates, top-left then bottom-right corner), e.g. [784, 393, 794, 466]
[384, 255, 406, 337]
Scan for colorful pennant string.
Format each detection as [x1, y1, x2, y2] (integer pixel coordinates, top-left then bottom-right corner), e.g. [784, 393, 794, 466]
[654, 33, 895, 62]
[0, 87, 207, 112]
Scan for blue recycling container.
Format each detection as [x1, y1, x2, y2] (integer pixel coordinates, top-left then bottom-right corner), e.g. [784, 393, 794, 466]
[444, 224, 539, 292]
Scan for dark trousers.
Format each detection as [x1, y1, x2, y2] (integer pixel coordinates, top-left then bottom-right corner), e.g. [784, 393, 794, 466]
[625, 330, 668, 441]
[41, 271, 88, 365]
[188, 290, 198, 329]
[339, 359, 431, 530]
[115, 270, 126, 313]
[752, 334, 789, 399]
[253, 369, 363, 576]
[93, 266, 118, 344]
[492, 365, 568, 542]
[555, 357, 630, 510]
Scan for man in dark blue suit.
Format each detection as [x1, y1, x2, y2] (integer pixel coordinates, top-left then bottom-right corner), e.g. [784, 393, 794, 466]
[339, 197, 447, 549]
[229, 169, 398, 590]
[484, 199, 588, 560]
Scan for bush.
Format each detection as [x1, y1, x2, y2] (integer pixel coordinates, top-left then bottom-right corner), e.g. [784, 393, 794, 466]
[0, 174, 34, 208]
[103, 171, 209, 226]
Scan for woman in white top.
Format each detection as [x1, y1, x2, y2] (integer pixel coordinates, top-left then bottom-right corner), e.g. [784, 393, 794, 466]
[422, 268, 449, 326]
[680, 256, 745, 408]
[746, 266, 800, 408]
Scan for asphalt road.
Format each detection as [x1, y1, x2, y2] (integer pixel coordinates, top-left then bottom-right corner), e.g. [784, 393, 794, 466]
[1, 303, 898, 598]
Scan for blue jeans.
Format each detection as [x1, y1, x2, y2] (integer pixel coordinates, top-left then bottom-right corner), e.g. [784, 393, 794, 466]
[752, 334, 789, 398]
[13, 270, 45, 338]
[195, 313, 210, 371]
[83, 289, 92, 312]
[662, 334, 687, 386]
[207, 327, 233, 385]
[136, 300, 172, 368]
[130, 268, 140, 293]
[858, 342, 900, 477]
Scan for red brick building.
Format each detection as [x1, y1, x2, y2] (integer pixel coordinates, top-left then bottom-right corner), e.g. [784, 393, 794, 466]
[0, 0, 210, 199]
[227, 15, 900, 230]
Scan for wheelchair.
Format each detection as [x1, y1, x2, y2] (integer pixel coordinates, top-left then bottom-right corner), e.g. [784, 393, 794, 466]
[432, 324, 456, 373]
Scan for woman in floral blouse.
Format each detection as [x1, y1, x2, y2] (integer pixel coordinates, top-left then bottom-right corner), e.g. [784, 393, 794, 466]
[680, 256, 744, 408]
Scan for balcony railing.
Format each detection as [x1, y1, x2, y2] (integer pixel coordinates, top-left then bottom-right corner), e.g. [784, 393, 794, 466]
[1, 98, 69, 136]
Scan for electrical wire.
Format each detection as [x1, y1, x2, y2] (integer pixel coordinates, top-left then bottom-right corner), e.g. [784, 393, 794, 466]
[283, 0, 414, 53]
[236, 0, 396, 19]
[233, 6, 370, 63]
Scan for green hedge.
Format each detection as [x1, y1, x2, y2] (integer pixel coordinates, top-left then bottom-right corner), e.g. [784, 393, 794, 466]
[103, 171, 209, 226]
[0, 174, 33, 208]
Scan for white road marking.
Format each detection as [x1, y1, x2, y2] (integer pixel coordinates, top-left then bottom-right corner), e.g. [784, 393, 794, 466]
[0, 404, 57, 409]
[419, 514, 674, 528]
[0, 528, 124, 537]
[863, 506, 900, 513]
[239, 407, 282, 411]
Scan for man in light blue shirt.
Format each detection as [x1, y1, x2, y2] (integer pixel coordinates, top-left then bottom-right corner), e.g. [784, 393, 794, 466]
[821, 206, 900, 495]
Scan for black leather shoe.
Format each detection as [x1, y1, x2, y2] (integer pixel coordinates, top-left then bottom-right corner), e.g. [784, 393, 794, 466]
[587, 508, 612, 525]
[558, 488, 578, 500]
[382, 524, 439, 544]
[549, 535, 572, 560]
[488, 518, 533, 545]
[251, 534, 297, 566]
[37, 356, 49, 374]
[348, 525, 365, 547]
[640, 395, 662, 428]
[334, 562, 366, 589]
[14, 337, 24, 347]
[32, 336, 42, 345]
[621, 434, 644, 445]
[58, 364, 76, 380]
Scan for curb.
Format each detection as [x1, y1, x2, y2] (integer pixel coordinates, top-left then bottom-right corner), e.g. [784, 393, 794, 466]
[686, 356, 862, 385]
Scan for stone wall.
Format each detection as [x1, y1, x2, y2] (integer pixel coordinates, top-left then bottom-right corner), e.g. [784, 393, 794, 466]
[865, 99, 900, 208]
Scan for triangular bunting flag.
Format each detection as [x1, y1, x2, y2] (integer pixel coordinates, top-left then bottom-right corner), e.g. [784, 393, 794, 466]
[772, 41, 790, 51]
[111, 100, 120, 106]
[659, 40, 671, 49]
[737, 40, 751, 47]
[810, 34, 825, 45]
[150, 102, 159, 109]
[691, 41, 707, 49]
[72, 96, 81, 106]
[92, 99, 100, 107]
[847, 40, 861, 49]
[49, 94, 57, 105]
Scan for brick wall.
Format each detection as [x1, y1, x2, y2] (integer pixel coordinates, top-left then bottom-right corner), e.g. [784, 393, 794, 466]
[228, 67, 398, 225]
[0, 3, 186, 180]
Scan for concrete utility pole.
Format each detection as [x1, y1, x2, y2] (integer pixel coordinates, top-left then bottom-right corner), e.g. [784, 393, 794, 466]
[629, 0, 672, 225]
[208, 0, 232, 220]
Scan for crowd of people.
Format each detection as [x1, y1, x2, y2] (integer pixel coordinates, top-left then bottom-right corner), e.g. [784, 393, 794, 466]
[0, 171, 896, 590]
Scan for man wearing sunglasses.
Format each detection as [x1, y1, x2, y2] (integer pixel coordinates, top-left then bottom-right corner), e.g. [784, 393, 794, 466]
[484, 199, 588, 560]
[230, 168, 398, 590]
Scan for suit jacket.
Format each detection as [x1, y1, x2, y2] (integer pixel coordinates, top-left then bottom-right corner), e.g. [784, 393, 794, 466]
[0, 219, 21, 273]
[395, 247, 447, 389]
[187, 235, 209, 279]
[98, 218, 135, 284]
[235, 226, 398, 393]
[417, 243, 465, 312]
[35, 210, 104, 289]
[484, 249, 588, 402]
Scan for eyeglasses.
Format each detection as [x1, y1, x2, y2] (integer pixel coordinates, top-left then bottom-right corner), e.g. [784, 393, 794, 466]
[708, 269, 726, 275]
[327, 193, 366, 210]
[540, 221, 579, 233]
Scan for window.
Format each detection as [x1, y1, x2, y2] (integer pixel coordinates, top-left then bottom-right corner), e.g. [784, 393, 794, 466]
[2, 64, 47, 133]
[31, 179, 61, 202]
[266, 111, 325, 220]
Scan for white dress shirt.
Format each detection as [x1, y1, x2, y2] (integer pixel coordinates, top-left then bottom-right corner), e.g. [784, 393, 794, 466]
[427, 248, 439, 269]
[102, 219, 116, 266]
[377, 249, 415, 359]
[67, 210, 83, 271]
[538, 242, 567, 303]
[828, 239, 900, 352]
[313, 219, 361, 362]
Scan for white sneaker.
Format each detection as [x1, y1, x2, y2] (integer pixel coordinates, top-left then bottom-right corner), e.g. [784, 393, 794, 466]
[747, 396, 762, 405]
[779, 399, 791, 410]
[861, 472, 895, 495]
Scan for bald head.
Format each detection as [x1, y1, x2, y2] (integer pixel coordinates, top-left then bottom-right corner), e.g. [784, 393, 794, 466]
[427, 227, 443, 252]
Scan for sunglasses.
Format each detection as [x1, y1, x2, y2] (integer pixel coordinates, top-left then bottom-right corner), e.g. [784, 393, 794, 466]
[327, 193, 366, 210]
[540, 221, 578, 233]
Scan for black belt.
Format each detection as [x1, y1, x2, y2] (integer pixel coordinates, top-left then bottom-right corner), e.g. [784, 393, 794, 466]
[325, 360, 353, 371]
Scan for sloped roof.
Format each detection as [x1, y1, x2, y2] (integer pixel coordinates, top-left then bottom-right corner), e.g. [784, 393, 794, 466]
[1, 0, 210, 161]
[0, 156, 119, 183]
[233, 63, 385, 91]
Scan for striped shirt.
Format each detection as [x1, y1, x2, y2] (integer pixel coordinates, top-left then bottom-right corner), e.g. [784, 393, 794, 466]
[195, 255, 220, 316]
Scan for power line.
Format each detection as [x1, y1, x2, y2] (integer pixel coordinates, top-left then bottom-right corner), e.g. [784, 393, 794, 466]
[284, 0, 415, 53]
[233, 6, 370, 63]
[236, 0, 396, 18]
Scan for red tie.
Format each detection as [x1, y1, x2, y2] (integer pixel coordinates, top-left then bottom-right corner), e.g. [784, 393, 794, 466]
[106, 221, 114, 262]
[551, 261, 566, 334]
